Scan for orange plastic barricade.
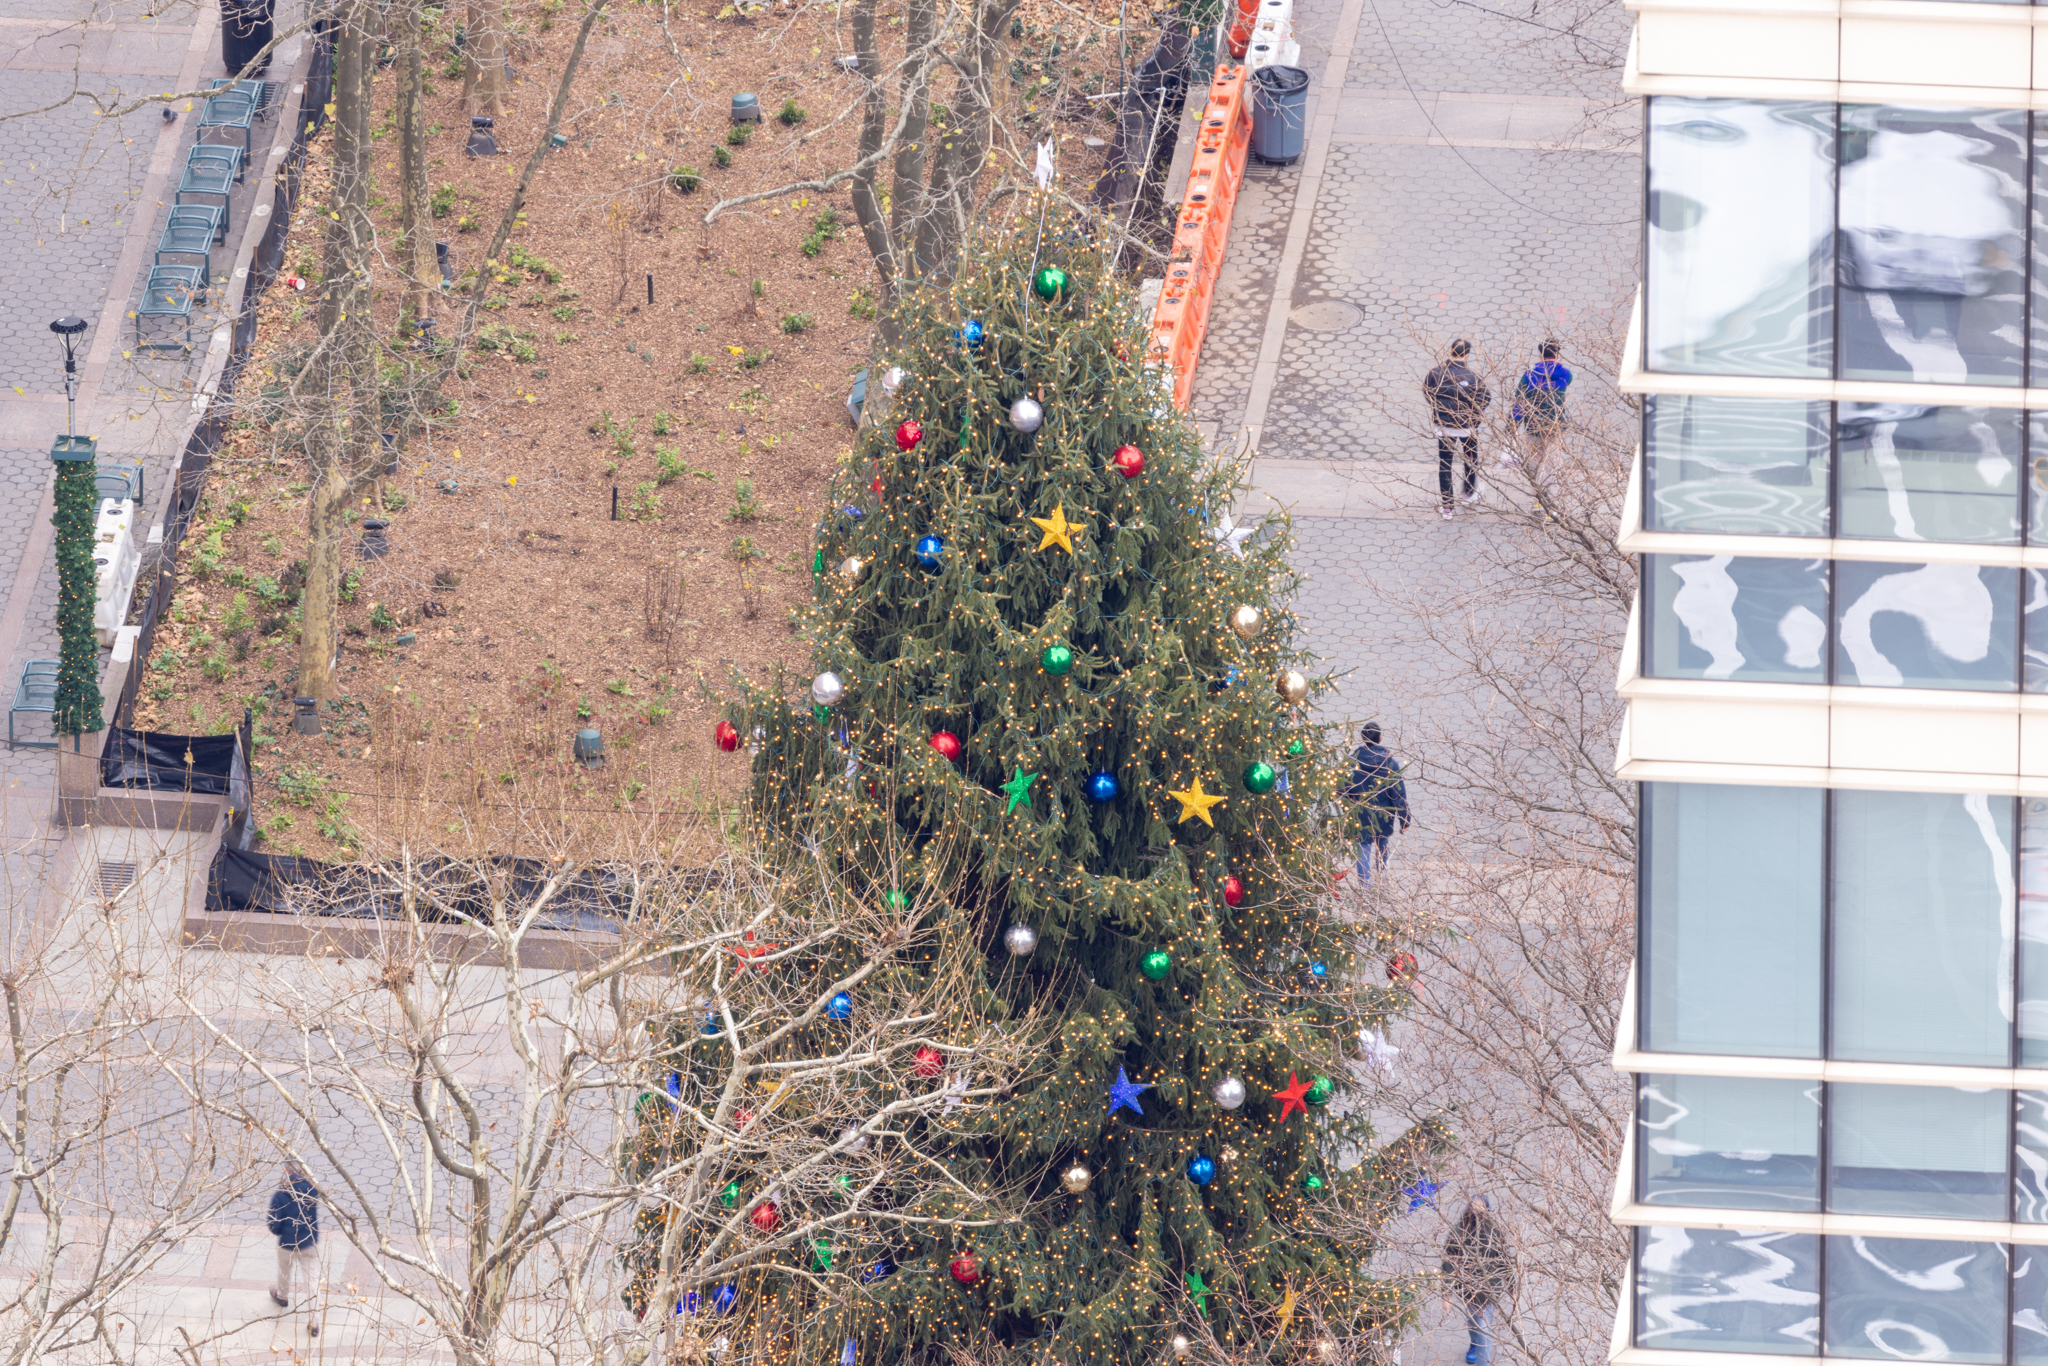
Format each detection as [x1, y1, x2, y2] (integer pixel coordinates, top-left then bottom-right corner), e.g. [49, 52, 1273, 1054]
[1146, 65, 1252, 412]
[1226, 0, 1260, 60]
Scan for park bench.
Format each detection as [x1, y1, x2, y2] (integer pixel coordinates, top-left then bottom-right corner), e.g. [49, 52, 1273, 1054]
[155, 204, 224, 266]
[136, 263, 205, 352]
[198, 88, 256, 160]
[8, 661, 57, 749]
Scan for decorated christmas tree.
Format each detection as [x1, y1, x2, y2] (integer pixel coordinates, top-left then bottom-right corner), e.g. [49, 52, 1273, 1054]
[623, 199, 1440, 1366]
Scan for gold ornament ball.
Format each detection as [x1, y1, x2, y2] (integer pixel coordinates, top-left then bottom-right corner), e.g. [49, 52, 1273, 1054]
[1221, 1145, 1240, 1163]
[1277, 669, 1310, 704]
[1061, 1163, 1092, 1195]
[1171, 1336, 1192, 1360]
[838, 556, 867, 582]
[1228, 604, 1265, 640]
[1314, 1340, 1339, 1364]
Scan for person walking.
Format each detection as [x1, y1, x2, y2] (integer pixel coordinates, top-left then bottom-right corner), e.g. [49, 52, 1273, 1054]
[267, 1163, 323, 1335]
[1424, 340, 1490, 519]
[1507, 339, 1572, 472]
[1342, 723, 1410, 886]
[1441, 1194, 1515, 1366]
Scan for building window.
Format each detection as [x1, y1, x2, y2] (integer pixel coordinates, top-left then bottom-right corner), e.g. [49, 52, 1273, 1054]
[1838, 107, 2027, 390]
[1645, 396, 1831, 536]
[1823, 1236, 2008, 1362]
[2017, 803, 2048, 1061]
[1834, 561, 2018, 691]
[1638, 1074, 1821, 1210]
[1642, 783, 1825, 1058]
[1837, 406, 2023, 545]
[1635, 1225, 1820, 1354]
[1645, 554, 1829, 683]
[1646, 99, 1836, 379]
[1827, 1085, 2009, 1221]
[1832, 789, 2014, 1067]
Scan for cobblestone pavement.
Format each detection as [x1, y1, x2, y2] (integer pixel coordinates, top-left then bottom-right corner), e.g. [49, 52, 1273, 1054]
[1197, 0, 1637, 1357]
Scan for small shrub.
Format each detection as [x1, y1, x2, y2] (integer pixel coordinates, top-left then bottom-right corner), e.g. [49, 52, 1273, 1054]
[654, 445, 688, 484]
[726, 122, 752, 146]
[575, 695, 594, 720]
[749, 278, 766, 298]
[711, 145, 732, 168]
[369, 602, 397, 632]
[669, 164, 702, 193]
[220, 591, 254, 636]
[555, 331, 581, 344]
[777, 98, 807, 126]
[728, 478, 760, 522]
[779, 312, 813, 336]
[510, 337, 538, 363]
[653, 411, 673, 436]
[430, 184, 457, 218]
[201, 652, 231, 682]
[690, 354, 712, 373]
[551, 304, 577, 321]
[605, 678, 632, 696]
[339, 568, 362, 604]
[729, 534, 760, 565]
[848, 288, 876, 321]
[736, 348, 769, 370]
[382, 488, 410, 512]
[630, 482, 663, 521]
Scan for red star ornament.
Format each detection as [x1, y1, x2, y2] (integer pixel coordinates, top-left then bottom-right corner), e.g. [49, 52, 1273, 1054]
[732, 930, 782, 971]
[1272, 1072, 1312, 1121]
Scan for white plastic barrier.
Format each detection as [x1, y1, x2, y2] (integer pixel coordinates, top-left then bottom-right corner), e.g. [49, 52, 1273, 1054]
[1245, 0, 1299, 72]
[92, 497, 141, 647]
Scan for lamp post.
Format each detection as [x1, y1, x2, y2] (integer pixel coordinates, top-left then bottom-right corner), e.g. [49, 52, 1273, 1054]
[48, 317, 103, 742]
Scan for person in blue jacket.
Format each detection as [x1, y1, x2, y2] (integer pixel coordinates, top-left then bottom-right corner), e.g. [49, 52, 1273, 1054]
[1507, 339, 1572, 471]
[1343, 723, 1411, 887]
[267, 1163, 323, 1333]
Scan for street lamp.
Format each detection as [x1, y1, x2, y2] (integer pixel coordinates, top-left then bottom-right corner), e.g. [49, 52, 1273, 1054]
[49, 316, 88, 447]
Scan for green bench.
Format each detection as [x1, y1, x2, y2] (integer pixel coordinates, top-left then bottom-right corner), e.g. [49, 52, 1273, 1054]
[9, 660, 57, 749]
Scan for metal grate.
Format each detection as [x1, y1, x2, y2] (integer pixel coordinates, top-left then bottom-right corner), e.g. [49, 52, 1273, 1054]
[95, 861, 137, 899]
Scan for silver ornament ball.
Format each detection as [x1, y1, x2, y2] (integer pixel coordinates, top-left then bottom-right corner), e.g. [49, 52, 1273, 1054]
[1314, 1340, 1338, 1364]
[1228, 604, 1265, 640]
[811, 671, 847, 707]
[1212, 1076, 1247, 1110]
[1170, 1336, 1192, 1360]
[1009, 397, 1044, 433]
[1003, 923, 1039, 957]
[880, 366, 906, 395]
[838, 556, 867, 582]
[1061, 1162, 1092, 1195]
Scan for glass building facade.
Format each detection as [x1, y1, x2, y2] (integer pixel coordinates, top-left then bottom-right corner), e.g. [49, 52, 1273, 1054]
[1621, 16, 2048, 1363]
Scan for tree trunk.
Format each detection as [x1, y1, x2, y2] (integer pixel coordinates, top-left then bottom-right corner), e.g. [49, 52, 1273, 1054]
[887, 0, 935, 281]
[395, 0, 433, 331]
[917, 0, 1020, 276]
[847, 0, 892, 291]
[462, 0, 508, 118]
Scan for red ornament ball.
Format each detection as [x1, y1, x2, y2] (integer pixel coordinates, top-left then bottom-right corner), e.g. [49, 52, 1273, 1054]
[751, 1202, 780, 1233]
[1222, 875, 1245, 907]
[913, 1046, 944, 1078]
[1387, 951, 1419, 984]
[736, 1108, 755, 1127]
[1111, 445, 1145, 479]
[929, 731, 963, 762]
[714, 720, 740, 752]
[895, 420, 924, 452]
[948, 1251, 979, 1285]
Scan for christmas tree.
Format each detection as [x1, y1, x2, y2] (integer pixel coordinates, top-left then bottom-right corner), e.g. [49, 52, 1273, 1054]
[625, 199, 1440, 1366]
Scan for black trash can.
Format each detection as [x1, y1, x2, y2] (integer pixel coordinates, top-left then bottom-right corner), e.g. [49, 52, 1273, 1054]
[1250, 64, 1309, 165]
[221, 0, 274, 75]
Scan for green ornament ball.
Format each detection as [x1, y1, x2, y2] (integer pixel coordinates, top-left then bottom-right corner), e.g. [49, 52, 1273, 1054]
[1033, 265, 1068, 301]
[1303, 1173, 1325, 1193]
[1243, 761, 1278, 794]
[884, 890, 909, 912]
[1306, 1074, 1335, 1107]
[811, 1238, 834, 1271]
[1140, 949, 1173, 981]
[721, 1179, 741, 1208]
[1287, 738, 1305, 757]
[1041, 643, 1073, 676]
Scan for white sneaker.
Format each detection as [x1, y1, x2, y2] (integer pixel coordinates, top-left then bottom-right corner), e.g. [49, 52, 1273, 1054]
[1499, 453, 1520, 467]
[1438, 505, 1453, 520]
[1461, 489, 1481, 503]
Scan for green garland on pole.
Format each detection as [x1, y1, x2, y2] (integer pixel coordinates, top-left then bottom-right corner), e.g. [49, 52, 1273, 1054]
[50, 442, 103, 738]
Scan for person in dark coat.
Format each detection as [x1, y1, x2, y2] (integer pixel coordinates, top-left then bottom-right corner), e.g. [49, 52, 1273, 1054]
[1423, 339, 1491, 518]
[1441, 1194, 1515, 1366]
[1343, 723, 1410, 887]
[267, 1163, 323, 1333]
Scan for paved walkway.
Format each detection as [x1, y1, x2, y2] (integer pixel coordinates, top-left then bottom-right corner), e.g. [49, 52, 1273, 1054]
[1198, 0, 1638, 1358]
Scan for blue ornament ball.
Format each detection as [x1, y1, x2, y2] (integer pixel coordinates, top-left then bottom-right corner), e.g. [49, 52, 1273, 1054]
[957, 318, 985, 348]
[1188, 1155, 1217, 1187]
[1309, 961, 1329, 981]
[681, 1291, 701, 1315]
[700, 1011, 720, 1036]
[827, 991, 854, 1021]
[915, 535, 945, 568]
[713, 1284, 738, 1315]
[862, 1257, 897, 1283]
[1087, 771, 1119, 804]
[842, 505, 864, 520]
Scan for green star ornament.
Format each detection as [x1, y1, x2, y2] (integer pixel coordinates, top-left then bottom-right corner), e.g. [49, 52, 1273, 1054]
[1002, 767, 1038, 815]
[1187, 1270, 1211, 1314]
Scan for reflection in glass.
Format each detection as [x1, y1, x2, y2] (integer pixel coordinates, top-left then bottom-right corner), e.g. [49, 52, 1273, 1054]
[1824, 1237, 2006, 1363]
[1838, 106, 2027, 388]
[1832, 790, 2014, 1068]
[2019, 803, 2048, 1061]
[1647, 555, 1828, 684]
[1834, 561, 2017, 691]
[1647, 99, 1834, 378]
[1637, 1075, 1820, 1211]
[2016, 1091, 2048, 1223]
[1642, 783, 1824, 1059]
[1836, 405, 2021, 544]
[2034, 119, 2048, 390]
[2032, 414, 2048, 545]
[1644, 396, 1830, 536]
[1826, 1084, 2007, 1221]
[1635, 1226, 1818, 1354]
[2017, 1240, 2048, 1366]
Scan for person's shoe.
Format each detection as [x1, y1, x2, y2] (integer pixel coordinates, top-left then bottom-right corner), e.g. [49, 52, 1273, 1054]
[1462, 489, 1481, 503]
[308, 1325, 320, 1338]
[269, 1291, 289, 1308]
[1466, 1351, 1477, 1365]
[1438, 505, 1454, 520]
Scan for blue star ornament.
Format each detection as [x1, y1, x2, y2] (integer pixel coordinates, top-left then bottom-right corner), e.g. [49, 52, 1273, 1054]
[841, 1341, 857, 1366]
[1403, 1177, 1441, 1213]
[1108, 1066, 1150, 1118]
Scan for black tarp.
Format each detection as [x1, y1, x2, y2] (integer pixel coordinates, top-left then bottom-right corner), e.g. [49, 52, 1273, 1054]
[101, 728, 239, 792]
[203, 847, 696, 934]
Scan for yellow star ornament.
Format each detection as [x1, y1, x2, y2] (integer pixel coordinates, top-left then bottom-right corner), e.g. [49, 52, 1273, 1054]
[1277, 1287, 1298, 1335]
[1167, 776, 1226, 826]
[1029, 504, 1078, 554]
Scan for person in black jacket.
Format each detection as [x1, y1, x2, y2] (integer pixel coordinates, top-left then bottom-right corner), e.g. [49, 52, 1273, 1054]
[267, 1164, 323, 1333]
[1423, 340, 1491, 518]
[1441, 1194, 1515, 1366]
[1343, 723, 1410, 887]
